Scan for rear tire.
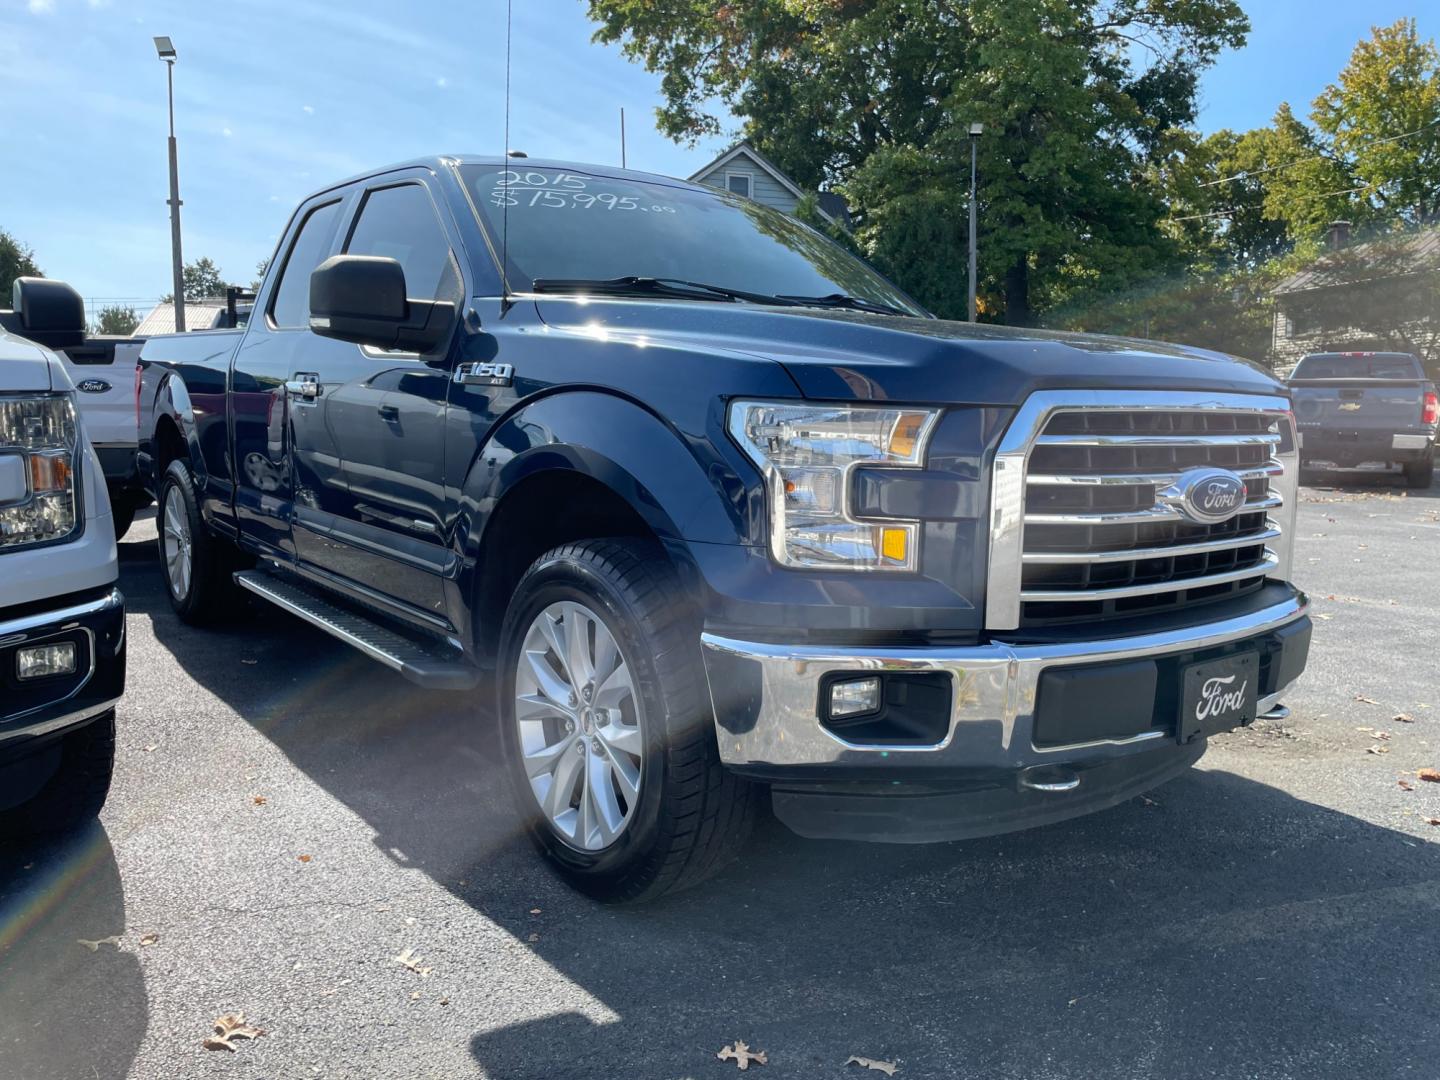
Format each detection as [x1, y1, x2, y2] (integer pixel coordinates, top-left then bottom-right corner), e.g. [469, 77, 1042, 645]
[1403, 450, 1435, 489]
[497, 538, 760, 903]
[157, 458, 241, 624]
[0, 711, 115, 839]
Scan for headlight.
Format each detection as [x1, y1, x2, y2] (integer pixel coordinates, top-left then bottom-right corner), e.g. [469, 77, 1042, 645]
[728, 400, 939, 571]
[0, 393, 81, 549]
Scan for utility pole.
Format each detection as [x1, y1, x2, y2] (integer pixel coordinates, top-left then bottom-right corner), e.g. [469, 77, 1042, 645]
[155, 36, 186, 332]
[620, 107, 627, 168]
[967, 122, 983, 323]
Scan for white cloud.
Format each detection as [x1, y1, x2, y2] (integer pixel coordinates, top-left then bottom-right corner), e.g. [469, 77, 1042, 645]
[27, 0, 56, 14]
[222, 127, 233, 137]
[302, 104, 315, 115]
[436, 76, 448, 89]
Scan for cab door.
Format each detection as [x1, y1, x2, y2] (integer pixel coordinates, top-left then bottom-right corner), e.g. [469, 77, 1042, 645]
[231, 195, 346, 560]
[287, 175, 464, 623]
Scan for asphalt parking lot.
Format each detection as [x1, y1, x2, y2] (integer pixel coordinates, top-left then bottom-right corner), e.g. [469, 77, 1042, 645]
[3, 471, 1439, 1080]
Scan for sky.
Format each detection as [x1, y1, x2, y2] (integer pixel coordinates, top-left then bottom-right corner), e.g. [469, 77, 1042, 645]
[0, 0, 1431, 306]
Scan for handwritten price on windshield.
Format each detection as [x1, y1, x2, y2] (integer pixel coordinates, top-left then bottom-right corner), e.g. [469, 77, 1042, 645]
[489, 188, 678, 212]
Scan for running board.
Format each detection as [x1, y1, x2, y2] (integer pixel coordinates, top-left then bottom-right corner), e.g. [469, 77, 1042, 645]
[233, 570, 480, 691]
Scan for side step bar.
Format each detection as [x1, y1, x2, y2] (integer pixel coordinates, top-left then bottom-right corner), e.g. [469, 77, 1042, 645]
[233, 570, 480, 691]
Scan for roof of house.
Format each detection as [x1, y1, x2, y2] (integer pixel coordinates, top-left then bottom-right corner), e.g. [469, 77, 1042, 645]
[1273, 228, 1440, 296]
[133, 300, 229, 336]
[686, 140, 837, 222]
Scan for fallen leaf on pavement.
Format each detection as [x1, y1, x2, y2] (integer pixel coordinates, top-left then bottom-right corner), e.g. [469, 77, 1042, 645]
[1354, 695, 1380, 705]
[717, 1040, 767, 1070]
[139, 933, 159, 947]
[1375, 731, 1391, 740]
[1420, 769, 1440, 783]
[252, 796, 267, 806]
[439, 997, 450, 1006]
[393, 948, 431, 977]
[847, 1055, 898, 1075]
[77, 936, 121, 952]
[1395, 713, 1416, 723]
[1367, 746, 1390, 754]
[1314, 613, 1333, 620]
[1400, 780, 1415, 791]
[297, 854, 312, 863]
[202, 1013, 266, 1052]
[142, 744, 158, 752]
[1427, 819, 1440, 827]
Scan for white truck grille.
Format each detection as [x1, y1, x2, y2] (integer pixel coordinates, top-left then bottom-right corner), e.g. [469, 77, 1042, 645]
[985, 392, 1298, 631]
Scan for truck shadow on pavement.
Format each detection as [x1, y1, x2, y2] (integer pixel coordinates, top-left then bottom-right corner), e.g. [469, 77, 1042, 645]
[0, 826, 145, 1080]
[126, 540, 1440, 1079]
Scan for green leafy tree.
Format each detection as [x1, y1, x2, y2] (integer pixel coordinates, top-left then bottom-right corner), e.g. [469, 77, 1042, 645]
[160, 256, 227, 303]
[250, 257, 271, 291]
[587, 0, 1248, 324]
[0, 228, 42, 302]
[94, 305, 139, 336]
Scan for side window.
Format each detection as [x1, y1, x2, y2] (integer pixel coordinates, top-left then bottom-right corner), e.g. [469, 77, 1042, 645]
[269, 200, 342, 328]
[344, 184, 461, 303]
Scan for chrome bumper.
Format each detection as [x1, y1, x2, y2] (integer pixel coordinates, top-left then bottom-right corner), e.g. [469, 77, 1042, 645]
[701, 591, 1308, 770]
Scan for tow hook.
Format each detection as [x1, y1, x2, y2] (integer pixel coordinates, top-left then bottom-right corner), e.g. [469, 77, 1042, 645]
[1018, 764, 1081, 793]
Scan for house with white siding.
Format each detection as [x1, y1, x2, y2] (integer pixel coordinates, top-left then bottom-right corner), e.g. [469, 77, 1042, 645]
[688, 141, 846, 224]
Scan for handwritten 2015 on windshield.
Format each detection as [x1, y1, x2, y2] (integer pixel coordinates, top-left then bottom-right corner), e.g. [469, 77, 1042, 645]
[488, 170, 678, 213]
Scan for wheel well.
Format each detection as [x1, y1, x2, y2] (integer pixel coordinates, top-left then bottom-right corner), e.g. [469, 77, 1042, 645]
[473, 470, 659, 661]
[152, 414, 186, 485]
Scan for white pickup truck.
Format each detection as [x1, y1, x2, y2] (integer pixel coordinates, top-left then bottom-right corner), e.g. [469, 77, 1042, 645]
[0, 277, 125, 837]
[59, 335, 148, 538]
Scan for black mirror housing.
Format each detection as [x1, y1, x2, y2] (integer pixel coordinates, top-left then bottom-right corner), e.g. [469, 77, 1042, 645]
[11, 277, 86, 348]
[309, 255, 453, 354]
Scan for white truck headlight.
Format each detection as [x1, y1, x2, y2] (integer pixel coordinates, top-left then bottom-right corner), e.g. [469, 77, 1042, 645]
[0, 393, 81, 549]
[728, 401, 939, 571]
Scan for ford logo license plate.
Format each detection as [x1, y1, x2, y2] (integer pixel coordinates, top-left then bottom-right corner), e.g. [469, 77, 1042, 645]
[77, 378, 112, 394]
[1158, 467, 1249, 524]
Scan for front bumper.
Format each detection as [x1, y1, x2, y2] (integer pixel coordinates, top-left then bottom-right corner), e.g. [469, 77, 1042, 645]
[701, 587, 1310, 839]
[0, 587, 125, 777]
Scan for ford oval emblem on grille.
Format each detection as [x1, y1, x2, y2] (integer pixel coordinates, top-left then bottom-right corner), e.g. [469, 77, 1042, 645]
[77, 378, 111, 394]
[1158, 468, 1248, 524]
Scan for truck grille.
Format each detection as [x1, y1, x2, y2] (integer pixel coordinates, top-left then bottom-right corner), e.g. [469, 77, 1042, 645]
[985, 393, 1298, 631]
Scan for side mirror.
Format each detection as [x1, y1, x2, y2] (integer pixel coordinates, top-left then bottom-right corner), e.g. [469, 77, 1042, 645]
[308, 255, 454, 354]
[11, 277, 86, 348]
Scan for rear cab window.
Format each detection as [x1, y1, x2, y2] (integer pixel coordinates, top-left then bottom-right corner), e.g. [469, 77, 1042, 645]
[269, 200, 344, 329]
[1292, 353, 1422, 380]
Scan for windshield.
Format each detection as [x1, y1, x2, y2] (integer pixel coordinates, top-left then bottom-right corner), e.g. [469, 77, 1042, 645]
[1291, 353, 1422, 379]
[459, 165, 928, 316]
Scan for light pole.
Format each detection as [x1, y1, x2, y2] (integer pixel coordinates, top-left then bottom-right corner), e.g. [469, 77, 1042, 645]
[155, 36, 185, 332]
[967, 122, 983, 323]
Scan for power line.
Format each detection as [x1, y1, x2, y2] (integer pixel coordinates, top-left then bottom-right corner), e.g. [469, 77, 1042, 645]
[1167, 185, 1367, 224]
[1198, 117, 1440, 189]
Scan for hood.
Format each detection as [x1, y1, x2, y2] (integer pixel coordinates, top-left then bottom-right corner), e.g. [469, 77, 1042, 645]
[530, 299, 1284, 404]
[0, 328, 57, 392]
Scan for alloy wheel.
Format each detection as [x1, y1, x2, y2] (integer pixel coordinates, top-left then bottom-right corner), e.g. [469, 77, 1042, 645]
[514, 600, 643, 851]
[162, 486, 193, 600]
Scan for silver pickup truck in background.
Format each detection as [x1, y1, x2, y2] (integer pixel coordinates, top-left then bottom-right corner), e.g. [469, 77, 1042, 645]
[1288, 352, 1437, 488]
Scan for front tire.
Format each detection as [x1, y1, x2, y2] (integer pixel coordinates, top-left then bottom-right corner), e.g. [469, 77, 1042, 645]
[0, 711, 115, 839]
[157, 459, 240, 624]
[497, 539, 760, 903]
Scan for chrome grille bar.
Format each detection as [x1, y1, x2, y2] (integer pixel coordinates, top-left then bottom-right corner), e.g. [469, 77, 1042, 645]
[1022, 525, 1282, 564]
[1020, 553, 1279, 602]
[1034, 432, 1282, 448]
[1026, 462, 1283, 487]
[1025, 493, 1282, 526]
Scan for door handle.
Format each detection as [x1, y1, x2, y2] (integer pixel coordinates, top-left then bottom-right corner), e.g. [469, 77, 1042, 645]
[284, 374, 322, 400]
[377, 404, 400, 421]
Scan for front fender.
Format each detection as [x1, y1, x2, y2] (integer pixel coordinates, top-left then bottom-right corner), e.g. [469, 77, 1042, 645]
[457, 390, 754, 549]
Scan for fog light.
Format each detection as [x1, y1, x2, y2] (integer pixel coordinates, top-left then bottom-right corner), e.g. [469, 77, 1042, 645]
[17, 642, 76, 680]
[829, 676, 881, 719]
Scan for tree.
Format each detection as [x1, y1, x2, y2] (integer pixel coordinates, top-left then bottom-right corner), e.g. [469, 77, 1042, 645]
[160, 256, 226, 303]
[0, 228, 42, 302]
[249, 257, 271, 291]
[94, 305, 139, 336]
[587, 0, 1248, 324]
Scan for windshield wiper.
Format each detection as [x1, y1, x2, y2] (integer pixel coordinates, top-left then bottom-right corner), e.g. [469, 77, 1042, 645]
[531, 276, 799, 307]
[775, 292, 913, 317]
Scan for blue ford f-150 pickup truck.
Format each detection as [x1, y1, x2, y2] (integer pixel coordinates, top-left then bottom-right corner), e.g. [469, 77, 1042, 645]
[137, 156, 1311, 901]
